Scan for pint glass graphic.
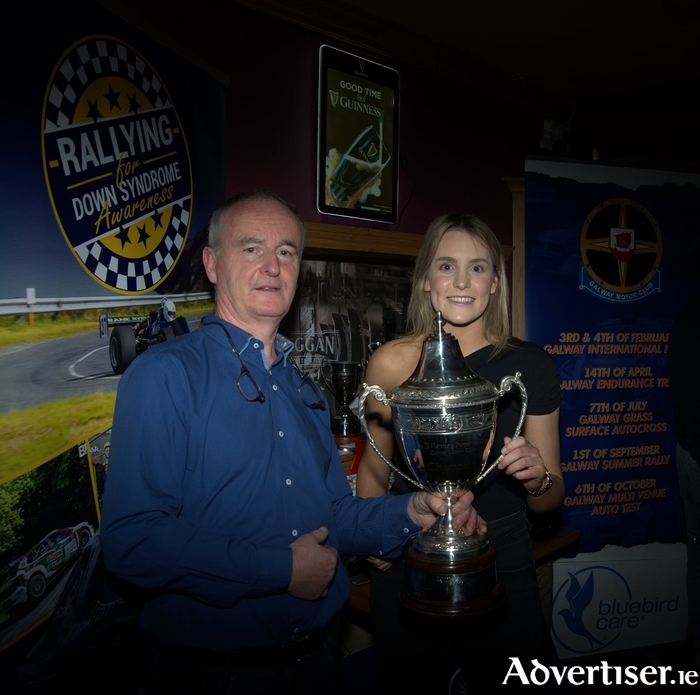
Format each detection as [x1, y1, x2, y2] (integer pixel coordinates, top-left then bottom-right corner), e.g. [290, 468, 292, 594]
[329, 124, 391, 204]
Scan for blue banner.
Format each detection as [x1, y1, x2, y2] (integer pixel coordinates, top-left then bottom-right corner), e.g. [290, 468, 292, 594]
[525, 160, 700, 553]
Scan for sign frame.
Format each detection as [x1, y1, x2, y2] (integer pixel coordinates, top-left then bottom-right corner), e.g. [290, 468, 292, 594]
[317, 44, 399, 224]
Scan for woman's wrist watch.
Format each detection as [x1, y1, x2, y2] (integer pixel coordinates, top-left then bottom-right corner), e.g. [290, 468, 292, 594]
[527, 467, 553, 497]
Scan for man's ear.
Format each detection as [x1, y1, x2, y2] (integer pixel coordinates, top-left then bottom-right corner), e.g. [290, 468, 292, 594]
[202, 246, 217, 285]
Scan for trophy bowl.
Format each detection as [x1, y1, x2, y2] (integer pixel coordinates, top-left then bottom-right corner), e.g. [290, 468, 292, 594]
[358, 313, 527, 617]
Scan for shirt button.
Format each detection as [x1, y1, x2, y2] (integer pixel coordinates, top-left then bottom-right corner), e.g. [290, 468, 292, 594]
[286, 479, 292, 486]
[292, 529, 298, 537]
[253, 342, 259, 348]
[278, 431, 284, 437]
[403, 527, 410, 534]
[272, 384, 278, 391]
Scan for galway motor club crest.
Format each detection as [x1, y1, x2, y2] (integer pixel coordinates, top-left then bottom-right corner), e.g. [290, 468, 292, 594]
[42, 36, 193, 294]
[579, 198, 662, 304]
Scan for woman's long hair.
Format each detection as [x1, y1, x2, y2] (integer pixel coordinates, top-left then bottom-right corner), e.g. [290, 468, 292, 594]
[404, 214, 511, 353]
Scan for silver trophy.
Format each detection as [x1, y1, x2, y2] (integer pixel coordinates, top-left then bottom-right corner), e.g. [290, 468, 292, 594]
[358, 313, 528, 617]
[321, 360, 365, 437]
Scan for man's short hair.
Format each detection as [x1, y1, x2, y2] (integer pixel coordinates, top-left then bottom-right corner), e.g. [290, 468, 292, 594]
[208, 190, 306, 255]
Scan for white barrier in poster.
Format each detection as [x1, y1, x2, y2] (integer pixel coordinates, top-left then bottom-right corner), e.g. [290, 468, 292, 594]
[551, 543, 688, 660]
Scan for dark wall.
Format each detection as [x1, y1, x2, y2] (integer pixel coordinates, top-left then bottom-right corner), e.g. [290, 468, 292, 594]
[572, 79, 700, 170]
[118, 0, 541, 243]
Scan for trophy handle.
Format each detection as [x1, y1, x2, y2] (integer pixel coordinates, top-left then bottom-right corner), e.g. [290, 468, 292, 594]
[358, 383, 426, 491]
[474, 372, 529, 485]
[320, 358, 339, 402]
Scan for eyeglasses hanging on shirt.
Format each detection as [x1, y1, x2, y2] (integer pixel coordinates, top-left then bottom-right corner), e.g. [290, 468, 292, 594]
[201, 317, 326, 410]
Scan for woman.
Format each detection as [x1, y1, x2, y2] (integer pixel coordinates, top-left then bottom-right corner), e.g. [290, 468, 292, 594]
[356, 213, 563, 691]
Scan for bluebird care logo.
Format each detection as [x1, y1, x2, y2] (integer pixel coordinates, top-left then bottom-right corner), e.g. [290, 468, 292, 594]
[42, 36, 193, 294]
[551, 565, 679, 655]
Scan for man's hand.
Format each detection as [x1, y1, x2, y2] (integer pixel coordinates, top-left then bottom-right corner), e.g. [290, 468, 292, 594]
[365, 555, 393, 571]
[288, 526, 338, 600]
[407, 490, 487, 536]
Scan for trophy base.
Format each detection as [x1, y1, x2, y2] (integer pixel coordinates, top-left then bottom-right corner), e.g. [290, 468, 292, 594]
[401, 541, 505, 618]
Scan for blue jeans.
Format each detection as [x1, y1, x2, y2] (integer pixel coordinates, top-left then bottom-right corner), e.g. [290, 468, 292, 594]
[676, 445, 700, 647]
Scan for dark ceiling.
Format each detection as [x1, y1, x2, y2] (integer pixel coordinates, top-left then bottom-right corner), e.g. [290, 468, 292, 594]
[315, 0, 700, 169]
[330, 0, 700, 99]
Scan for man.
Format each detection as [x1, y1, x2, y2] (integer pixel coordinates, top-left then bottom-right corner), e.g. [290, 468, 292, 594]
[669, 299, 700, 669]
[101, 190, 480, 693]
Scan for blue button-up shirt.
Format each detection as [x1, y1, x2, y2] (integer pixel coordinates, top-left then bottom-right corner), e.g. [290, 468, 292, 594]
[101, 314, 418, 652]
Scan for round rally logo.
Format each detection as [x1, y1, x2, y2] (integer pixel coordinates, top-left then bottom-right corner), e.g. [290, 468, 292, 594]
[42, 36, 192, 294]
[580, 198, 662, 303]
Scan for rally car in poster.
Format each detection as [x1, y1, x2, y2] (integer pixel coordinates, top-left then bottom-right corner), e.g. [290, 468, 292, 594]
[0, 523, 94, 617]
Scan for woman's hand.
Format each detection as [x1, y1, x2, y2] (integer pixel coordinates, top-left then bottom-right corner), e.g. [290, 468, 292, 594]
[496, 410, 564, 513]
[497, 435, 549, 493]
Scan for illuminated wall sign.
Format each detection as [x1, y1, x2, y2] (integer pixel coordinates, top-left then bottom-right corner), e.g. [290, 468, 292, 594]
[317, 45, 399, 224]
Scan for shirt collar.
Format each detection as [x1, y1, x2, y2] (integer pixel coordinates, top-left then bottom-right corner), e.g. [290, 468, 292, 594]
[202, 313, 294, 366]
[274, 334, 294, 365]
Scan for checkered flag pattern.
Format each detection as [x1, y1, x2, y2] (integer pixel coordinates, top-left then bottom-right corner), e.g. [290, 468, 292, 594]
[75, 197, 191, 292]
[44, 38, 171, 132]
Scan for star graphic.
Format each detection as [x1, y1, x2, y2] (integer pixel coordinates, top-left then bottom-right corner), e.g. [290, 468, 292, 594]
[86, 99, 103, 123]
[103, 83, 121, 112]
[137, 224, 151, 248]
[151, 209, 164, 229]
[127, 92, 141, 115]
[115, 226, 131, 248]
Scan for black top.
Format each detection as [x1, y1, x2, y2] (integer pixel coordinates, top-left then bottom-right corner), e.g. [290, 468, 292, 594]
[669, 300, 700, 464]
[390, 338, 560, 522]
